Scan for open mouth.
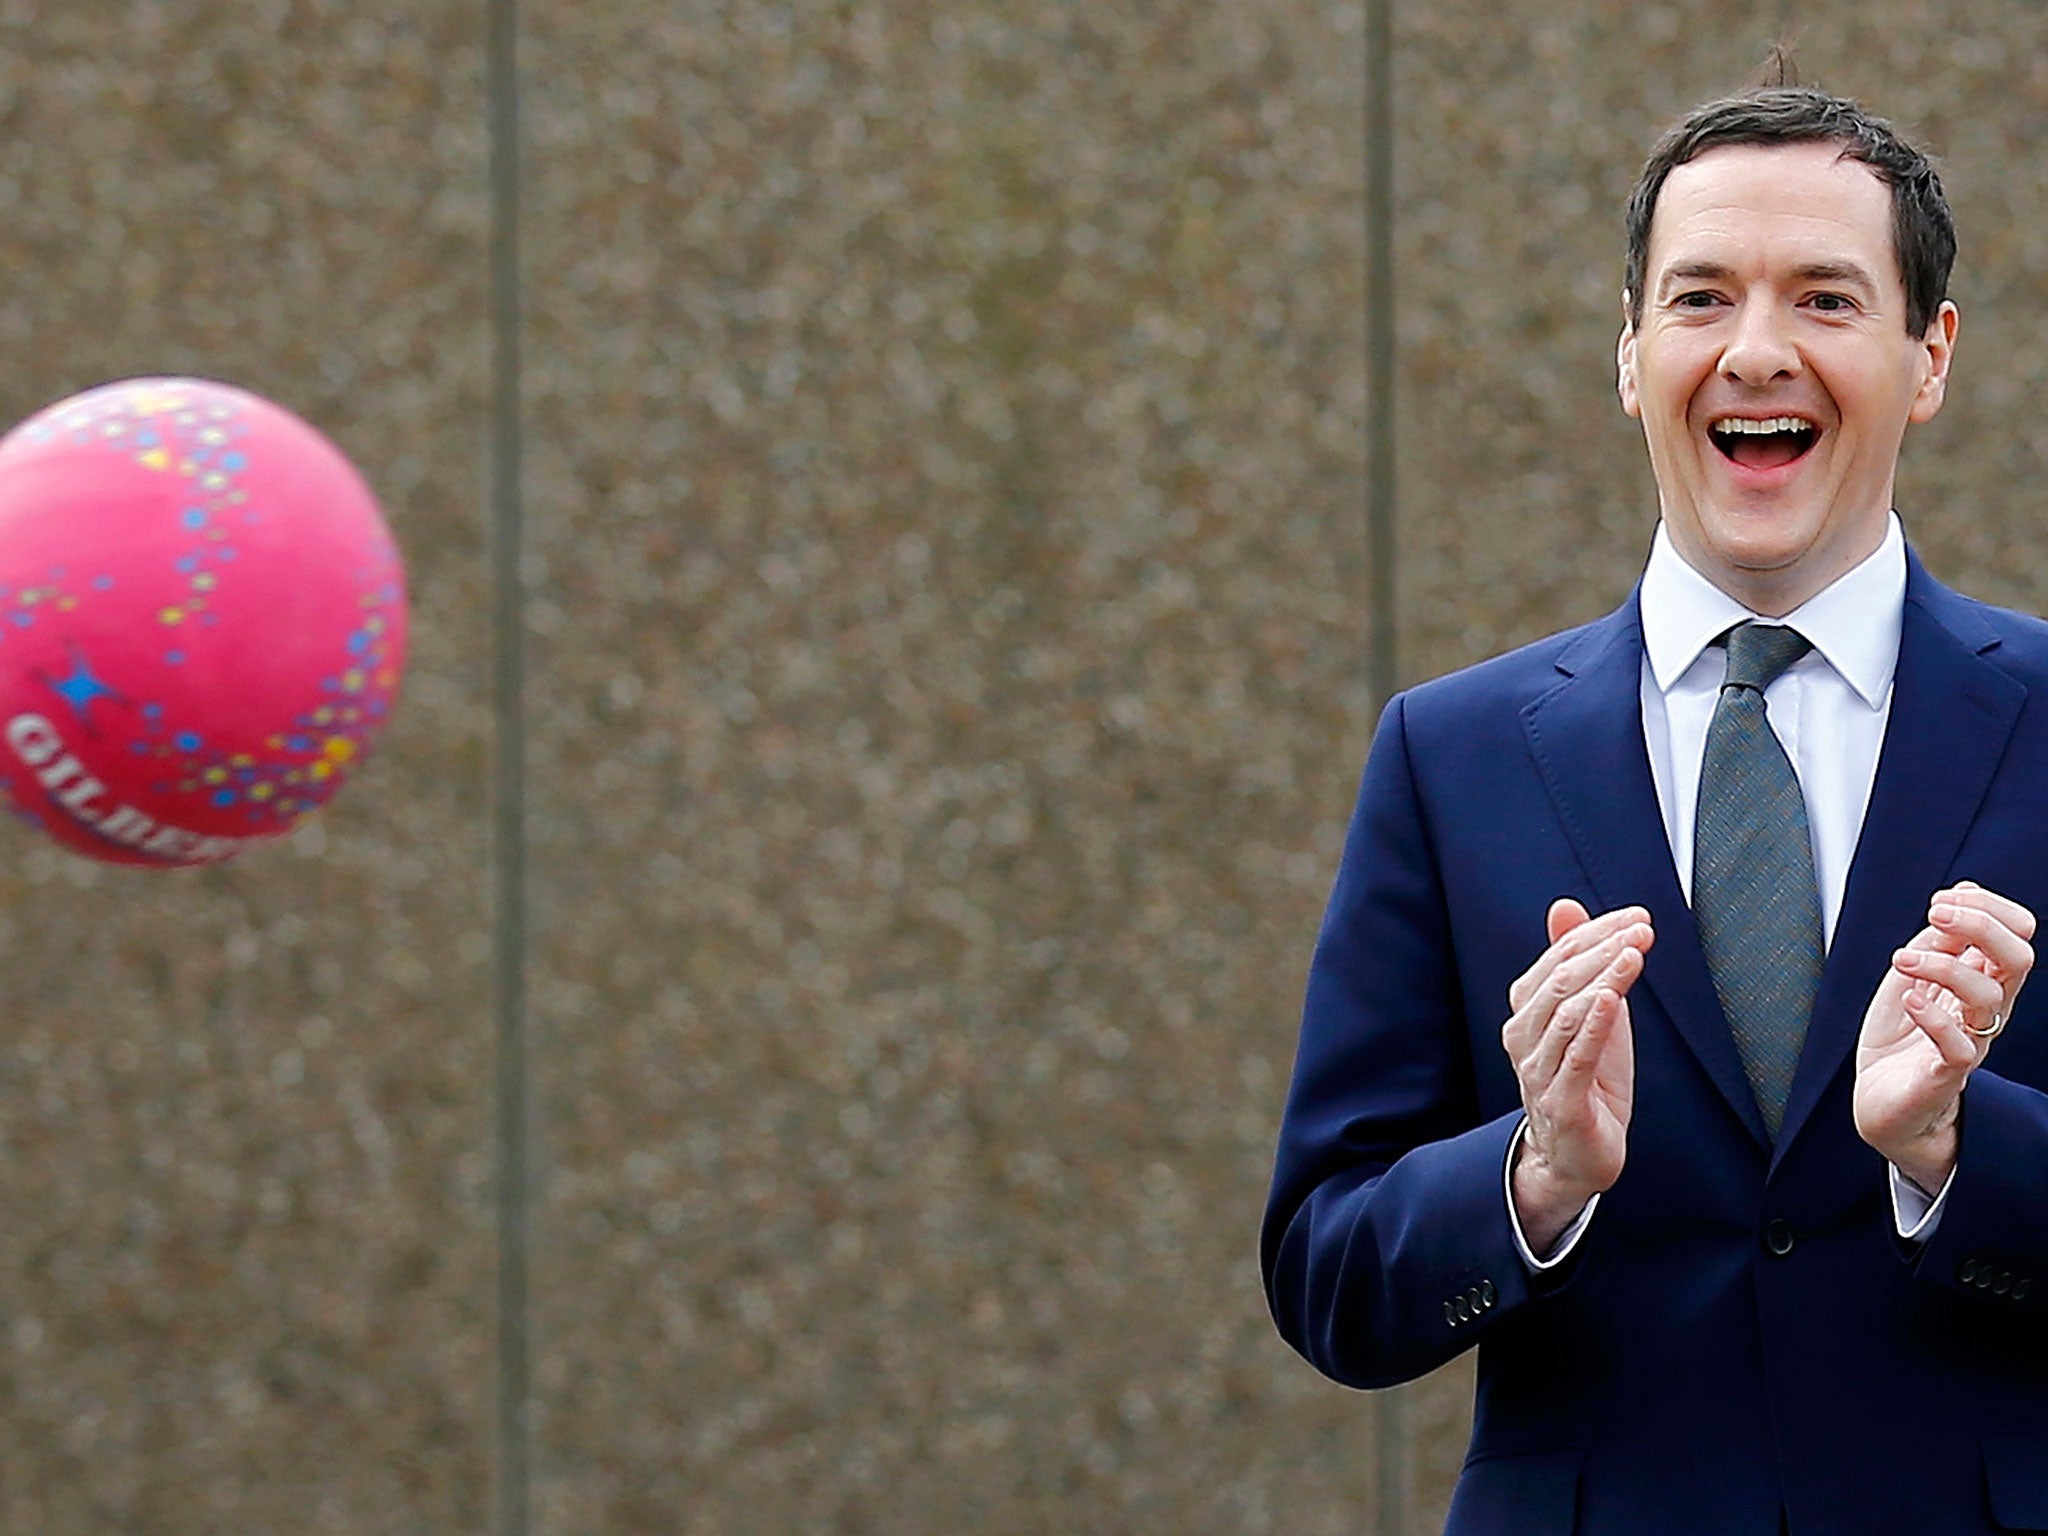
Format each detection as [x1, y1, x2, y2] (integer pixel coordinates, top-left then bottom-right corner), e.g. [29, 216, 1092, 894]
[1709, 415, 1818, 471]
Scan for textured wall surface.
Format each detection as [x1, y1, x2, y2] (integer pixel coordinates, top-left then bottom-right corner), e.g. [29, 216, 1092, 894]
[7, 1, 2048, 1533]
[0, 4, 494, 1531]
[518, 2, 1375, 1529]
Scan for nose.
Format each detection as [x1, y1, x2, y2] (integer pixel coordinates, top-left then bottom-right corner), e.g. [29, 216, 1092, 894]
[1719, 298, 1800, 386]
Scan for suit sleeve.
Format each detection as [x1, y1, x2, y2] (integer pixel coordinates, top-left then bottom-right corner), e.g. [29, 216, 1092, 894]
[1906, 1072, 2048, 1318]
[1261, 693, 1554, 1390]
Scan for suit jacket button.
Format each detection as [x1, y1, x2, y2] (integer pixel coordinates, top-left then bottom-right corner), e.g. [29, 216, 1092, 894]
[1455, 1296, 1473, 1322]
[2017, 1279, 2033, 1302]
[1444, 1300, 1459, 1327]
[1764, 1219, 1795, 1257]
[1995, 1272, 2013, 1296]
[1479, 1279, 1497, 1306]
[1962, 1259, 1980, 1285]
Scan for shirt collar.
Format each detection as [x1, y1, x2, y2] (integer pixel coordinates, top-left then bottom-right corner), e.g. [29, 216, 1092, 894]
[1639, 512, 1904, 709]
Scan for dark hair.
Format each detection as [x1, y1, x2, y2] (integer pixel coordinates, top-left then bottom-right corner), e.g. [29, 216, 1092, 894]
[1623, 87, 1955, 336]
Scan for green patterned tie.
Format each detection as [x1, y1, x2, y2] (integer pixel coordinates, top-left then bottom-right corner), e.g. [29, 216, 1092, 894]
[1693, 621, 1823, 1139]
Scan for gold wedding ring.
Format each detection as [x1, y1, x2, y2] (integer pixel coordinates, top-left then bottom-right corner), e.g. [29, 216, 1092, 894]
[1965, 1010, 2008, 1041]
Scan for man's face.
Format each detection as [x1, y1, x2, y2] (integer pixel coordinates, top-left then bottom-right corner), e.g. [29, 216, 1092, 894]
[1618, 141, 1957, 615]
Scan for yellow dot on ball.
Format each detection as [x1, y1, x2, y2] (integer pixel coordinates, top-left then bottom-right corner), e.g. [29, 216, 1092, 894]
[160, 607, 185, 625]
[322, 736, 356, 763]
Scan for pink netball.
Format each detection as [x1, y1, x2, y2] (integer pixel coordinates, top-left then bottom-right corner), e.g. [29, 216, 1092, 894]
[0, 378, 407, 867]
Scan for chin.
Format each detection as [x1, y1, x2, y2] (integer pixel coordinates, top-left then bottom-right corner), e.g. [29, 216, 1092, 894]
[1697, 522, 1811, 573]
[1725, 554, 1809, 584]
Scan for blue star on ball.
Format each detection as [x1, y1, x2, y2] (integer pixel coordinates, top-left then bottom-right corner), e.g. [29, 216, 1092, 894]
[45, 649, 120, 725]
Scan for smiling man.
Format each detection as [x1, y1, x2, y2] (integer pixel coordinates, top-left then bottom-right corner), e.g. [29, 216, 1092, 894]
[1263, 89, 2048, 1534]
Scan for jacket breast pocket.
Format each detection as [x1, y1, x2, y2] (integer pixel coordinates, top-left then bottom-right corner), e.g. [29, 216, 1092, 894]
[1988, 1431, 2048, 1530]
[1445, 1447, 1581, 1536]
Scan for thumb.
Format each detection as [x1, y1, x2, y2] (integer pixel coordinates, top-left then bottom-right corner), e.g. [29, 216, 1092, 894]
[1547, 897, 1592, 945]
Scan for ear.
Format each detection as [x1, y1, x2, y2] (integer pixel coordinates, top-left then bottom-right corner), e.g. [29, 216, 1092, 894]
[1617, 295, 1641, 419]
[1908, 300, 1959, 424]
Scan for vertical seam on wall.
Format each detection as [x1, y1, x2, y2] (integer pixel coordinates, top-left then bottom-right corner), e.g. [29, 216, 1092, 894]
[487, 0, 531, 1532]
[1364, 1, 1405, 1531]
[1365, 0, 1397, 713]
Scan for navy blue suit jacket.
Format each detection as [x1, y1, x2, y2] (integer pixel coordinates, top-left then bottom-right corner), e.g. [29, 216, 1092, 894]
[1263, 552, 2048, 1534]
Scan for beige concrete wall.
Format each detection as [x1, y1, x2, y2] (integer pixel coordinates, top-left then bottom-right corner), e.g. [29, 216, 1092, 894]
[518, 2, 1373, 1529]
[5, 2, 2048, 1532]
[0, 4, 494, 1531]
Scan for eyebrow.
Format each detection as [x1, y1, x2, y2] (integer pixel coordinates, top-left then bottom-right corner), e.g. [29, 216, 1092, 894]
[1657, 259, 1882, 292]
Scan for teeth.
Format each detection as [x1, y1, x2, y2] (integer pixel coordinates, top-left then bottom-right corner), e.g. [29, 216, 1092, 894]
[1711, 416, 1812, 436]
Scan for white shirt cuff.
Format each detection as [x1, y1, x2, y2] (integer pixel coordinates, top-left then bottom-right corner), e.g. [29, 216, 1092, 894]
[1506, 1118, 1599, 1270]
[1890, 1160, 1955, 1244]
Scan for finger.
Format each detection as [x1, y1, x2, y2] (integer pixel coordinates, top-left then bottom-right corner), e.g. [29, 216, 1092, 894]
[1523, 909, 1646, 1003]
[1546, 897, 1591, 945]
[1509, 906, 1653, 1012]
[1894, 947, 2005, 1015]
[1897, 917, 1973, 960]
[1928, 900, 2036, 982]
[1542, 929, 1651, 1008]
[1515, 921, 1654, 1064]
[1524, 984, 1614, 1104]
[1522, 946, 1642, 1088]
[1937, 882, 2038, 942]
[1904, 986, 1983, 1070]
[1521, 983, 1601, 1090]
[1556, 985, 1625, 1084]
[1505, 928, 1650, 1055]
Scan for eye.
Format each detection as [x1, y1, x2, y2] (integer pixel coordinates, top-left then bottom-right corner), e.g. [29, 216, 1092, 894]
[1671, 290, 1723, 310]
[1808, 292, 1857, 313]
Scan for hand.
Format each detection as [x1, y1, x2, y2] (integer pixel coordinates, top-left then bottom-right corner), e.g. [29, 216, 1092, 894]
[1854, 881, 2036, 1192]
[1503, 898, 1653, 1254]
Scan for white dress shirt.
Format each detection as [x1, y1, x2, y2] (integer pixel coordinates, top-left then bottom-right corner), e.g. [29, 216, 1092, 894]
[1508, 513, 1948, 1268]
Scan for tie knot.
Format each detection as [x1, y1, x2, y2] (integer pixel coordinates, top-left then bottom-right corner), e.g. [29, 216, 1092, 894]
[1720, 621, 1811, 693]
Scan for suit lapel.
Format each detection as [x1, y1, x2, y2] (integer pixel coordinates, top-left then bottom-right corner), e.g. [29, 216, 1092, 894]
[1774, 555, 2026, 1157]
[1522, 591, 1771, 1147]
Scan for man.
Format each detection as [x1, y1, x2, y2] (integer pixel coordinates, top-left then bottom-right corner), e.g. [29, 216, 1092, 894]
[1262, 88, 2048, 1535]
